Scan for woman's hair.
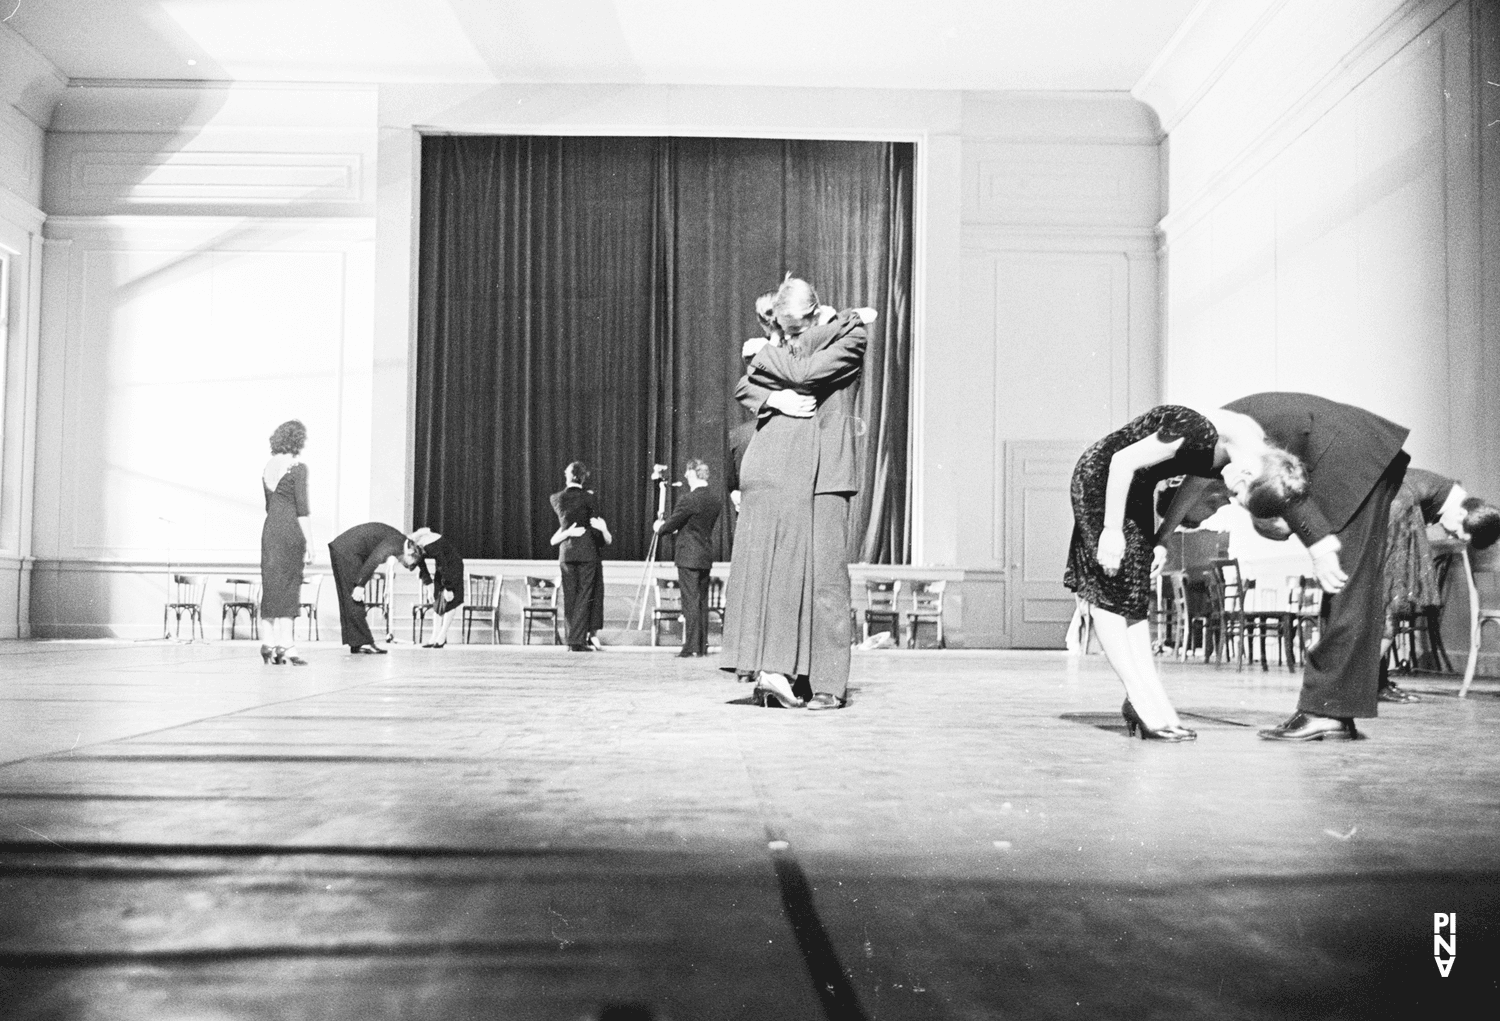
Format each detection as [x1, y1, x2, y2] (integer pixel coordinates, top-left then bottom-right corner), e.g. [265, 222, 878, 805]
[754, 292, 778, 336]
[686, 458, 709, 481]
[565, 460, 590, 486]
[773, 276, 820, 337]
[1463, 497, 1500, 550]
[1242, 446, 1308, 519]
[269, 419, 306, 455]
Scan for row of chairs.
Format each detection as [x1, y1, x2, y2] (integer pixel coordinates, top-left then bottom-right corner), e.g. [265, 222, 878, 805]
[1156, 561, 1322, 671]
[860, 579, 947, 648]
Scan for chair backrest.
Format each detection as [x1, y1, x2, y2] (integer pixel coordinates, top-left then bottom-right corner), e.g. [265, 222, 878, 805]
[1167, 571, 1189, 611]
[417, 577, 434, 607]
[908, 580, 945, 614]
[299, 574, 322, 606]
[525, 576, 558, 608]
[1211, 559, 1245, 611]
[223, 577, 256, 603]
[1462, 549, 1500, 618]
[654, 577, 682, 610]
[1291, 576, 1322, 617]
[467, 573, 500, 609]
[366, 571, 388, 609]
[171, 574, 206, 605]
[865, 579, 900, 611]
[708, 576, 725, 610]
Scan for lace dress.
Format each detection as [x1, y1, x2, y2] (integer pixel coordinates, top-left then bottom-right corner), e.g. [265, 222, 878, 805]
[1064, 406, 1219, 620]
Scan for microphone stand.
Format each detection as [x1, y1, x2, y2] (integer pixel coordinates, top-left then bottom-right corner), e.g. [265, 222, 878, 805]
[630, 477, 674, 630]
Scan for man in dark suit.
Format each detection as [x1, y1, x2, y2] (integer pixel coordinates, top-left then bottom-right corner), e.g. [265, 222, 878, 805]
[735, 304, 872, 709]
[653, 458, 722, 657]
[549, 461, 612, 651]
[1175, 393, 1410, 740]
[327, 521, 420, 654]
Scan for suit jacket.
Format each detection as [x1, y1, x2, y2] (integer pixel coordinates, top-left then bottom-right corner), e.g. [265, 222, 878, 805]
[1396, 468, 1456, 524]
[726, 420, 756, 496]
[658, 485, 721, 569]
[1223, 392, 1409, 545]
[328, 522, 407, 586]
[734, 309, 868, 495]
[416, 534, 464, 587]
[550, 486, 604, 563]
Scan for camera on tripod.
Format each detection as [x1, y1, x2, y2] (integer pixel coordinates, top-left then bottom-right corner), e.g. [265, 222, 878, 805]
[650, 463, 670, 482]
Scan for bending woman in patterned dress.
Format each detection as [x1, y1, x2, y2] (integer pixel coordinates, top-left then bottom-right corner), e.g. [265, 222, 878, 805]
[1064, 405, 1306, 741]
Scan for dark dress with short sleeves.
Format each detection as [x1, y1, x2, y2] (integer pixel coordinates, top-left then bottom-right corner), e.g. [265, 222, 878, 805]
[260, 461, 309, 618]
[1064, 406, 1220, 620]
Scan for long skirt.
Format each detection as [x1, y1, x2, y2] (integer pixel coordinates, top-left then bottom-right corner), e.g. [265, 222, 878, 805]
[719, 416, 818, 678]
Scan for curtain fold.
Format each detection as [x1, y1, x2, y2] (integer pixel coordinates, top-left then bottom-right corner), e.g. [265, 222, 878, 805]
[415, 135, 913, 563]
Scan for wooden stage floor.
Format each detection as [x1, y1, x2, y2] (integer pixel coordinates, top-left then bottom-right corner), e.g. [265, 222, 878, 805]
[0, 639, 1496, 1019]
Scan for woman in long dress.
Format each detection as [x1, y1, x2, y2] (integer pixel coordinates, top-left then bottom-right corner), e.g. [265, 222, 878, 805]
[1065, 405, 1305, 740]
[720, 279, 872, 709]
[260, 419, 311, 665]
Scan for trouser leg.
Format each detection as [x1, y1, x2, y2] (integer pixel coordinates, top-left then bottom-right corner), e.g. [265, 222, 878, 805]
[679, 566, 708, 654]
[809, 492, 852, 699]
[329, 546, 374, 650]
[1298, 455, 1408, 719]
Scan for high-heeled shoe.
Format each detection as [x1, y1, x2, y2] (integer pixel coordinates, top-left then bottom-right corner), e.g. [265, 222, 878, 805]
[753, 673, 804, 709]
[277, 648, 308, 666]
[260, 644, 276, 664]
[1121, 700, 1197, 742]
[422, 641, 447, 649]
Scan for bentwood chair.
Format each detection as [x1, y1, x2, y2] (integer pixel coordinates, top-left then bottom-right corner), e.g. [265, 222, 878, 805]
[293, 574, 322, 642]
[164, 575, 207, 640]
[904, 580, 947, 649]
[462, 573, 502, 644]
[862, 580, 901, 642]
[707, 576, 726, 630]
[411, 576, 436, 643]
[1460, 548, 1500, 698]
[220, 577, 260, 640]
[364, 569, 394, 643]
[522, 576, 561, 645]
[651, 577, 684, 646]
[1291, 576, 1324, 665]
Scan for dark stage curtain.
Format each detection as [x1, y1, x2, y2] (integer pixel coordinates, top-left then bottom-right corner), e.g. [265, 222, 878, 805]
[414, 135, 912, 563]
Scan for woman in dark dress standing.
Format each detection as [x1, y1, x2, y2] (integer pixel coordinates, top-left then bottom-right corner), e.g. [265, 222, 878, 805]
[1065, 405, 1304, 740]
[550, 462, 612, 651]
[260, 420, 311, 665]
[409, 527, 464, 648]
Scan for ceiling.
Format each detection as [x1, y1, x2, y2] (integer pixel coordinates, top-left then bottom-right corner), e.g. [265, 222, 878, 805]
[6, 0, 1203, 92]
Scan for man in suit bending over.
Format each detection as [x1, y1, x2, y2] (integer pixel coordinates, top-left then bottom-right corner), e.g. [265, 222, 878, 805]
[1163, 392, 1409, 741]
[654, 458, 722, 657]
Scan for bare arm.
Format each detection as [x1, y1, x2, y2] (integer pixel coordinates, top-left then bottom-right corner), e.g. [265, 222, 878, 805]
[1096, 434, 1186, 573]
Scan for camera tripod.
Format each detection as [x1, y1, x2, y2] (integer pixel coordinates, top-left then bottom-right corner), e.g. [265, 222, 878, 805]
[629, 474, 675, 630]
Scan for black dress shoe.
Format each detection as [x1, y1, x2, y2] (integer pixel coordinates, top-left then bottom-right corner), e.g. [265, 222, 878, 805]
[1258, 711, 1360, 741]
[1378, 683, 1421, 704]
[350, 644, 387, 655]
[569, 644, 593, 652]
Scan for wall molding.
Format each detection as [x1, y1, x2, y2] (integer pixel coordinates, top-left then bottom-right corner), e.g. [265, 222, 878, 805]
[65, 150, 365, 206]
[0, 186, 44, 235]
[962, 223, 1159, 253]
[1157, 0, 1461, 239]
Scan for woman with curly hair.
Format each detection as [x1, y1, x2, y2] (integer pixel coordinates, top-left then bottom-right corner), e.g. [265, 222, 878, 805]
[260, 419, 312, 665]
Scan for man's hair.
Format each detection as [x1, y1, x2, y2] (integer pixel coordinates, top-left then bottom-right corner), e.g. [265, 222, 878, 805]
[686, 458, 709, 481]
[565, 460, 590, 486]
[1463, 497, 1500, 550]
[773, 276, 820, 336]
[1243, 446, 1308, 519]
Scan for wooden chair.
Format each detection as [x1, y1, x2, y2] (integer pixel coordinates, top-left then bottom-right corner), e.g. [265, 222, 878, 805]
[1459, 548, 1500, 697]
[904, 580, 947, 648]
[364, 569, 394, 643]
[862, 579, 901, 642]
[293, 574, 322, 642]
[462, 573, 502, 644]
[163, 574, 207, 640]
[1290, 576, 1324, 665]
[1209, 559, 1248, 668]
[1389, 551, 1455, 674]
[651, 576, 683, 646]
[220, 576, 260, 640]
[707, 576, 726, 629]
[1241, 580, 1296, 671]
[522, 576, 561, 645]
[411, 576, 436, 643]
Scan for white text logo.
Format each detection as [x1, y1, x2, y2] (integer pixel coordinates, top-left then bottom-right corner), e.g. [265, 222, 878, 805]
[1433, 913, 1456, 977]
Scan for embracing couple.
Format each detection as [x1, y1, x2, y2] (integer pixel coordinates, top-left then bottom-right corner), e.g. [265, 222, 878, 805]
[719, 276, 876, 711]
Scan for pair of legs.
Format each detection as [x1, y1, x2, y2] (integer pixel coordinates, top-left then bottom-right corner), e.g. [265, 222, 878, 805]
[561, 560, 602, 650]
[1088, 604, 1183, 731]
[427, 607, 457, 646]
[260, 616, 301, 660]
[677, 566, 709, 656]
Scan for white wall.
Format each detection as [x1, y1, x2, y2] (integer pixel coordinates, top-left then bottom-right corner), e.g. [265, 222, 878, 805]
[21, 78, 1161, 643]
[0, 23, 66, 638]
[29, 83, 377, 637]
[1137, 0, 1500, 658]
